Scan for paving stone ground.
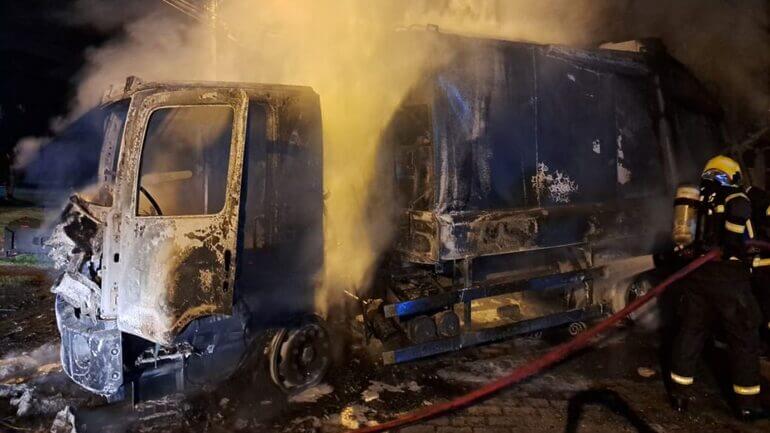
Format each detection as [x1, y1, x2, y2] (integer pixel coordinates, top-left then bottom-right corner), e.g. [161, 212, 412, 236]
[2, 271, 769, 433]
[304, 330, 770, 433]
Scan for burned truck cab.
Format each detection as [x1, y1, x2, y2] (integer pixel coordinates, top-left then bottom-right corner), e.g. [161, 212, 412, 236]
[51, 78, 325, 399]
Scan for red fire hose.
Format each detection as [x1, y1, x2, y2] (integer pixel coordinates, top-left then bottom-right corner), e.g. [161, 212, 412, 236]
[349, 249, 722, 433]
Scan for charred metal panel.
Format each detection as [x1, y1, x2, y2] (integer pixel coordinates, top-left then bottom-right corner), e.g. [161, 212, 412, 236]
[391, 104, 434, 211]
[536, 50, 616, 206]
[436, 199, 667, 261]
[234, 90, 324, 325]
[55, 295, 123, 396]
[390, 35, 703, 264]
[613, 75, 665, 199]
[395, 211, 439, 264]
[432, 41, 538, 213]
[105, 87, 248, 345]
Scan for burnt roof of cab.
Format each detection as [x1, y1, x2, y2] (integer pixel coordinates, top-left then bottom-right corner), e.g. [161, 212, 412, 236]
[101, 78, 318, 106]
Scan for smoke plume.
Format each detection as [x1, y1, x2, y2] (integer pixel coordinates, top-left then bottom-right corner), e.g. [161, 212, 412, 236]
[31, 0, 770, 311]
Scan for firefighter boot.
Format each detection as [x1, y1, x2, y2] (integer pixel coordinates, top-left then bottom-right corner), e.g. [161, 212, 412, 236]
[670, 394, 690, 413]
[734, 393, 769, 421]
[736, 401, 769, 421]
[668, 382, 693, 413]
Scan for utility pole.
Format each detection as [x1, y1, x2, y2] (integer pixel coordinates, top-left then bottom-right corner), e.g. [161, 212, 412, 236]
[160, 0, 226, 80]
[204, 0, 219, 80]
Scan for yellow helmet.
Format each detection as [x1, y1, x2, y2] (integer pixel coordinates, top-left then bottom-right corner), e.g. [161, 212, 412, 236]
[702, 155, 741, 185]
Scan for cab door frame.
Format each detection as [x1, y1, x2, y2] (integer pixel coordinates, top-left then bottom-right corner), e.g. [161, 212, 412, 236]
[103, 86, 248, 345]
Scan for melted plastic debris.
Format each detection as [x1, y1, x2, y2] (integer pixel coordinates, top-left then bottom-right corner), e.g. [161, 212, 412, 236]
[45, 223, 77, 270]
[50, 406, 77, 433]
[288, 383, 333, 403]
[1, 383, 71, 417]
[361, 380, 422, 402]
[531, 163, 579, 204]
[51, 272, 100, 315]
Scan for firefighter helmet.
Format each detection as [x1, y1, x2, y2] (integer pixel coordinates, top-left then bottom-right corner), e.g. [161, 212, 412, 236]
[702, 155, 741, 186]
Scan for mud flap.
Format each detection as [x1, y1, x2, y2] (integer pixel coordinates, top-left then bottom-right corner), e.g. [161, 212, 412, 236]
[56, 295, 123, 396]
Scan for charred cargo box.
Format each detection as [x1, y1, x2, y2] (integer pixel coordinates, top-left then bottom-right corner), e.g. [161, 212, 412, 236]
[374, 34, 723, 363]
[388, 35, 722, 264]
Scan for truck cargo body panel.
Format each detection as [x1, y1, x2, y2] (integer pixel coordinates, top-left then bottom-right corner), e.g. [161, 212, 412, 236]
[389, 36, 721, 264]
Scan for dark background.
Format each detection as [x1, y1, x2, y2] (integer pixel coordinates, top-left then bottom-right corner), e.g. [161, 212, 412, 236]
[0, 1, 105, 186]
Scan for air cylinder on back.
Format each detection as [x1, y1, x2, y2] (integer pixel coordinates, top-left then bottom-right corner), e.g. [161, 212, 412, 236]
[672, 185, 700, 247]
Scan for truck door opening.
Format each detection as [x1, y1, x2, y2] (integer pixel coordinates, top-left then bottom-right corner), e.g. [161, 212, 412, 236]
[137, 105, 234, 217]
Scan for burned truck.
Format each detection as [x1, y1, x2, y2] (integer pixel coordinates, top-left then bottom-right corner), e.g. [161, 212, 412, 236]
[48, 33, 723, 401]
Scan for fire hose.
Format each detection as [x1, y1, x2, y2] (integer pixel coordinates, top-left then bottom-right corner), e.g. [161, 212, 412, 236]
[349, 248, 723, 433]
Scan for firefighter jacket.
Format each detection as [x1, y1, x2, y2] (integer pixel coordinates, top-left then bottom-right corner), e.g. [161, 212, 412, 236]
[746, 186, 770, 267]
[697, 180, 753, 261]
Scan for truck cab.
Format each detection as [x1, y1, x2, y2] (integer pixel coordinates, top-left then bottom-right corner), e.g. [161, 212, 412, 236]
[50, 79, 327, 400]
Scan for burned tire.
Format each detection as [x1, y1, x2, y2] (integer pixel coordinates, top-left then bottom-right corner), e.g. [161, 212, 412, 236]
[568, 321, 588, 336]
[268, 316, 331, 394]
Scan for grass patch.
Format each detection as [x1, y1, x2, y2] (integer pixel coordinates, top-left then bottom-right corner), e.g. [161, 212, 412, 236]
[0, 206, 48, 256]
[0, 207, 45, 230]
[0, 254, 51, 268]
[0, 274, 38, 287]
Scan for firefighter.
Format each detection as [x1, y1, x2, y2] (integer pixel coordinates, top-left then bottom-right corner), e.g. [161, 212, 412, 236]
[669, 155, 765, 419]
[746, 184, 770, 347]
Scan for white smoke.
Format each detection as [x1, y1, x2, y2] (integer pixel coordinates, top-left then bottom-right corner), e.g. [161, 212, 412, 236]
[13, 136, 50, 170]
[14, 0, 769, 308]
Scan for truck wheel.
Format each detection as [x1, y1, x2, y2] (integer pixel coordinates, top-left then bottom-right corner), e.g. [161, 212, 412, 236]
[268, 317, 331, 394]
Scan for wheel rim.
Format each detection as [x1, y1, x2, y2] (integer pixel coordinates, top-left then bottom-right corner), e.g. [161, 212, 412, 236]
[269, 320, 331, 393]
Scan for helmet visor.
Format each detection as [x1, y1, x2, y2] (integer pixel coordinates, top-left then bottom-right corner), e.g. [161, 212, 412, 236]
[702, 169, 732, 186]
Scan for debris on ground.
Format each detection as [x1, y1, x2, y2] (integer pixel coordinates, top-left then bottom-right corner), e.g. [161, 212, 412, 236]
[637, 366, 657, 378]
[337, 404, 377, 429]
[437, 357, 520, 384]
[288, 383, 334, 403]
[49, 406, 77, 433]
[361, 380, 422, 402]
[287, 416, 322, 432]
[1, 382, 72, 417]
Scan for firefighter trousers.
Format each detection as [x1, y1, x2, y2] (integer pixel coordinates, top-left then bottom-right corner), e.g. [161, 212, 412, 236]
[670, 261, 763, 407]
[751, 266, 770, 336]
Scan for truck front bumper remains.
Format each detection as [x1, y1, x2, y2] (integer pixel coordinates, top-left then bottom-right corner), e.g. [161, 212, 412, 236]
[55, 295, 123, 396]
